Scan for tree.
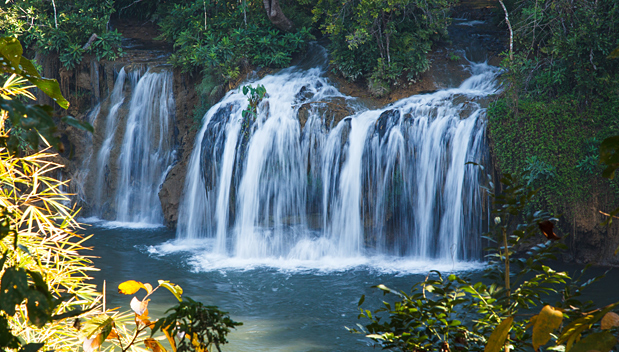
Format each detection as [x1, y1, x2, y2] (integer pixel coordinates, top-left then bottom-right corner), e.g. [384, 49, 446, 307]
[263, 0, 295, 31]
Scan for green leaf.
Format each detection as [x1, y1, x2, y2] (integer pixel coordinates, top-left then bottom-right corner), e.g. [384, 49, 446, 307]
[19, 57, 69, 109]
[0, 267, 29, 315]
[485, 316, 513, 352]
[17, 343, 44, 352]
[80, 314, 114, 340]
[61, 116, 94, 132]
[600, 136, 619, 180]
[25, 290, 51, 327]
[158, 280, 183, 302]
[0, 315, 20, 348]
[569, 331, 617, 352]
[0, 37, 69, 109]
[358, 294, 365, 306]
[0, 37, 23, 72]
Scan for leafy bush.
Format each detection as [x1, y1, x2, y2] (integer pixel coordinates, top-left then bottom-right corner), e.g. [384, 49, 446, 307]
[313, 0, 454, 90]
[0, 0, 122, 69]
[157, 0, 313, 79]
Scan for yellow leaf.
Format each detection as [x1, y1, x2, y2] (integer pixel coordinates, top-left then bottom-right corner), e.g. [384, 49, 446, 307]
[525, 315, 538, 330]
[191, 333, 208, 352]
[144, 338, 168, 352]
[118, 280, 147, 295]
[532, 305, 563, 352]
[601, 312, 619, 330]
[158, 280, 183, 302]
[485, 316, 513, 352]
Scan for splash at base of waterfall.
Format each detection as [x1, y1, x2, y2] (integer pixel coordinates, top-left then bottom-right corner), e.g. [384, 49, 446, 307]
[149, 237, 484, 273]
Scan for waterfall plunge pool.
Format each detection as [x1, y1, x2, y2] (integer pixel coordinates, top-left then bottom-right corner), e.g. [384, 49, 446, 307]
[88, 224, 485, 352]
[87, 224, 618, 352]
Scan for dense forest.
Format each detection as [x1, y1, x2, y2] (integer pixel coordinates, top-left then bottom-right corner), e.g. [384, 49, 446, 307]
[1, 0, 619, 351]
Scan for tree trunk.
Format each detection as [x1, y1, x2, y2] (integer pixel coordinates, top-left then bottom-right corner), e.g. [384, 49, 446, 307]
[263, 0, 294, 32]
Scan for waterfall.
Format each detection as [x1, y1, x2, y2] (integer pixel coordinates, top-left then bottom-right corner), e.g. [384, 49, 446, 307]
[176, 46, 498, 262]
[88, 66, 176, 225]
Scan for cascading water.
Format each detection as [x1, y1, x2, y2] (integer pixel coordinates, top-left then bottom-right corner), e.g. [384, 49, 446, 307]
[88, 66, 176, 225]
[115, 69, 175, 223]
[176, 46, 498, 264]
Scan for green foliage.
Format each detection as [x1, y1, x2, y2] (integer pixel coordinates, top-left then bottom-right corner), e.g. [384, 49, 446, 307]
[0, 37, 92, 154]
[0, 0, 122, 69]
[314, 0, 454, 89]
[157, 0, 313, 80]
[487, 94, 619, 215]
[241, 84, 267, 120]
[503, 0, 619, 98]
[489, 0, 619, 217]
[351, 171, 619, 352]
[152, 297, 241, 352]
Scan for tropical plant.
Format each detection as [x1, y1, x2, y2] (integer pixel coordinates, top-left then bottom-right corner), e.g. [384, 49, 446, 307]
[79, 279, 240, 352]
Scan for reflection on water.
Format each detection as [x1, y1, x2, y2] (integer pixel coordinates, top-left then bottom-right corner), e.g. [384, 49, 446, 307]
[86, 225, 618, 352]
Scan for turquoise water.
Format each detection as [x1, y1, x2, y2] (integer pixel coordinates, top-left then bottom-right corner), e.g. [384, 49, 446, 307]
[85, 224, 616, 352]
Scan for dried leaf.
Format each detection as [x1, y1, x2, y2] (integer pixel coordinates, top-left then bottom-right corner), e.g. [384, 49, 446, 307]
[144, 338, 167, 352]
[83, 335, 102, 352]
[532, 305, 563, 351]
[601, 312, 619, 330]
[130, 296, 149, 316]
[538, 221, 561, 240]
[106, 328, 119, 340]
[485, 316, 513, 352]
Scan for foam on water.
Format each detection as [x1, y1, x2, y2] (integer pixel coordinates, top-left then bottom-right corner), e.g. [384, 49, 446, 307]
[80, 216, 165, 229]
[148, 238, 484, 274]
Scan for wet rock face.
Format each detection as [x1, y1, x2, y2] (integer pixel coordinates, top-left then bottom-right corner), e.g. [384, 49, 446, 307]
[373, 109, 401, 141]
[297, 97, 353, 131]
[158, 68, 200, 228]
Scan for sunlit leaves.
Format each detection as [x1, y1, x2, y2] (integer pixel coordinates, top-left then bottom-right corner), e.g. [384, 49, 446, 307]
[485, 316, 513, 352]
[118, 280, 151, 295]
[0, 37, 69, 109]
[158, 280, 183, 302]
[532, 305, 563, 351]
[130, 296, 149, 317]
[144, 338, 167, 352]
